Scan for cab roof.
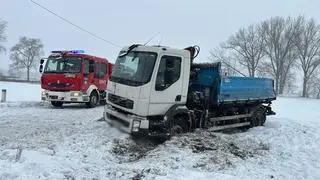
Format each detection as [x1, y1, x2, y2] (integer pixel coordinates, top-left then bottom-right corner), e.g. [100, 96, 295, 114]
[120, 45, 191, 58]
[49, 52, 109, 63]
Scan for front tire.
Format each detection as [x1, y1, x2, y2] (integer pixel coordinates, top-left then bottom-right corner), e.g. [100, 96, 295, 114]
[167, 115, 190, 138]
[51, 101, 63, 107]
[86, 91, 99, 108]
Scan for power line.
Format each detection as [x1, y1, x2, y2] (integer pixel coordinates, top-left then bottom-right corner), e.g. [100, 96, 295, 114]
[30, 0, 121, 48]
[143, 32, 160, 46]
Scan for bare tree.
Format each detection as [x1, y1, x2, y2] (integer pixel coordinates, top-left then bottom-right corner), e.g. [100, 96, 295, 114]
[7, 64, 21, 78]
[283, 69, 298, 95]
[224, 25, 265, 77]
[259, 16, 301, 95]
[308, 70, 320, 99]
[0, 19, 7, 54]
[209, 47, 244, 76]
[10, 37, 44, 81]
[294, 17, 320, 97]
[315, 78, 320, 99]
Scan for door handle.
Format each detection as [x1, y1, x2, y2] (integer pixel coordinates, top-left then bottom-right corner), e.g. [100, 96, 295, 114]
[175, 95, 181, 102]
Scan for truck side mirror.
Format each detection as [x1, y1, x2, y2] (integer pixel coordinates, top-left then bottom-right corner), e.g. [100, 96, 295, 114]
[40, 58, 45, 65]
[39, 64, 44, 73]
[39, 58, 46, 73]
[155, 82, 167, 91]
[155, 72, 170, 91]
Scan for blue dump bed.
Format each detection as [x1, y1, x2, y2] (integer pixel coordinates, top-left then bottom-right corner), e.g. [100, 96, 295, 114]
[189, 62, 276, 105]
[219, 76, 275, 103]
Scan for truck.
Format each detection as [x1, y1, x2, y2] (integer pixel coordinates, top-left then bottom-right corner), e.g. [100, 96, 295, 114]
[39, 50, 113, 108]
[103, 44, 276, 139]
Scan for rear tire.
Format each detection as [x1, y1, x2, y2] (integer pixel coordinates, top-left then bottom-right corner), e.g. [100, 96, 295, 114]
[51, 101, 63, 107]
[250, 106, 266, 127]
[86, 91, 99, 108]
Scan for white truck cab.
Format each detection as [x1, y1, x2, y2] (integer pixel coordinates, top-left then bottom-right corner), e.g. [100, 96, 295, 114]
[104, 45, 194, 135]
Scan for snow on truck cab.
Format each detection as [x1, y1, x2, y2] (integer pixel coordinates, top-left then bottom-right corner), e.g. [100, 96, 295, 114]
[104, 44, 276, 139]
[39, 50, 113, 108]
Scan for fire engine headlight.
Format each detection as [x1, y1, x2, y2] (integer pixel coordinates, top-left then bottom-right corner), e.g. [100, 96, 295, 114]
[71, 92, 82, 96]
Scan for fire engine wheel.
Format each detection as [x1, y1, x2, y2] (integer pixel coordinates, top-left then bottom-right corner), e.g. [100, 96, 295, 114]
[51, 101, 63, 107]
[86, 92, 98, 108]
[250, 107, 266, 127]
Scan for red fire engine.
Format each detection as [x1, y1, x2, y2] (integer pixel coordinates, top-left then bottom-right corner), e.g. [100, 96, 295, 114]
[39, 50, 113, 108]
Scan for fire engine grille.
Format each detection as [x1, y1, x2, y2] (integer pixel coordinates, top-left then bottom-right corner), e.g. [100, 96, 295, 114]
[49, 95, 58, 99]
[108, 93, 134, 109]
[48, 83, 72, 88]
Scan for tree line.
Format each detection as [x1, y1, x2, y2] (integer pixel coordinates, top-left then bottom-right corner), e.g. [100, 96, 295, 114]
[210, 16, 320, 98]
[0, 18, 44, 81]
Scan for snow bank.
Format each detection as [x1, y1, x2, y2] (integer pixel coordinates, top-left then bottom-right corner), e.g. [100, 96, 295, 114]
[0, 81, 41, 102]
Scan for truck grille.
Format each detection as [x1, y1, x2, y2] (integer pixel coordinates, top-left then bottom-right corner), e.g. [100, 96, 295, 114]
[108, 93, 134, 109]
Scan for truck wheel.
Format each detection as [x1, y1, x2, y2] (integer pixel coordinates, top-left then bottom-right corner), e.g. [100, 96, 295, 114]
[251, 107, 266, 127]
[168, 115, 189, 138]
[86, 91, 98, 108]
[51, 101, 63, 107]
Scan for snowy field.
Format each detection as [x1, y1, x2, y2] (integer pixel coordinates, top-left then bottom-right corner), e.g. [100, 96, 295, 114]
[0, 81, 41, 102]
[0, 81, 320, 180]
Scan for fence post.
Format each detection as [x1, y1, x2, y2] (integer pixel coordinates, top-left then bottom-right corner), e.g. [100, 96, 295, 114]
[1, 89, 6, 102]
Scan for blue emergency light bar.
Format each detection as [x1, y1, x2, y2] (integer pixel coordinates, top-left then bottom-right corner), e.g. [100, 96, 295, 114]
[51, 50, 85, 54]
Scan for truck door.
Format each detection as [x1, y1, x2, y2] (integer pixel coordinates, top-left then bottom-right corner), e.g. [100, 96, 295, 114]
[93, 62, 107, 90]
[149, 55, 183, 115]
[92, 62, 100, 88]
[99, 62, 108, 90]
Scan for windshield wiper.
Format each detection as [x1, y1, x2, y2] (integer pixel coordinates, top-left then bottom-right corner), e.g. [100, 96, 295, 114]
[110, 76, 132, 84]
[110, 76, 144, 86]
[119, 44, 141, 57]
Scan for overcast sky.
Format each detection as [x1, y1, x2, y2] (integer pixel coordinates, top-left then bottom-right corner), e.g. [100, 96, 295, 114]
[1, 0, 320, 71]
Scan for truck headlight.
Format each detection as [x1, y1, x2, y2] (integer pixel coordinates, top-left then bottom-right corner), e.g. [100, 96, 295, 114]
[132, 120, 141, 132]
[133, 120, 140, 128]
[132, 127, 139, 132]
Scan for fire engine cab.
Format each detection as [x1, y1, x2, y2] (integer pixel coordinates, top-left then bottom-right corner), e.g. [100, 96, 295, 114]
[39, 50, 112, 108]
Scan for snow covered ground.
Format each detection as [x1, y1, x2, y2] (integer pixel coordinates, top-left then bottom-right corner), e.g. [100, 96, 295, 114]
[0, 81, 41, 102]
[0, 82, 319, 180]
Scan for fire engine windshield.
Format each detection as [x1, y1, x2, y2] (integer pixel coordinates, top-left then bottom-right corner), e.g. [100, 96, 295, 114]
[110, 51, 157, 86]
[44, 56, 82, 73]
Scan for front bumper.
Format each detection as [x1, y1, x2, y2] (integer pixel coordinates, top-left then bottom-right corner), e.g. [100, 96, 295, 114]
[41, 90, 89, 102]
[104, 104, 149, 133]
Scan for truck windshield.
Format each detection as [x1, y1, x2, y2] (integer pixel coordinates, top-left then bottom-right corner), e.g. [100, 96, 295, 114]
[110, 51, 157, 86]
[44, 56, 82, 73]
